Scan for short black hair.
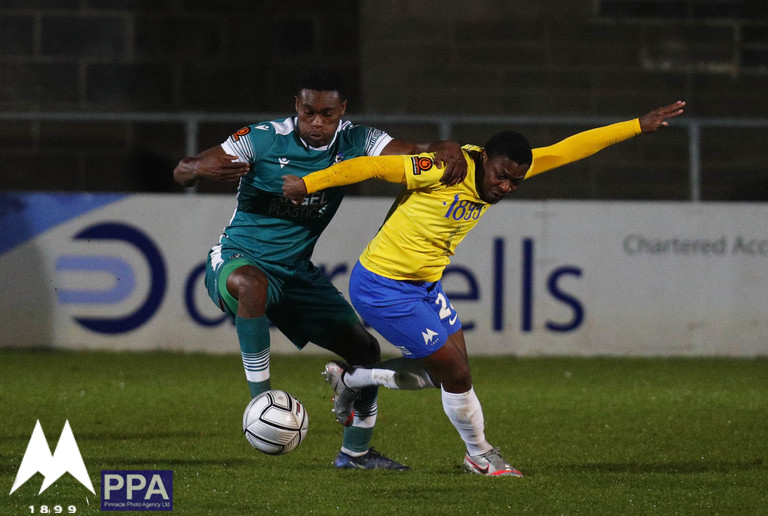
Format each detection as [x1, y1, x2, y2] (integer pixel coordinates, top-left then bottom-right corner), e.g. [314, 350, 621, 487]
[484, 131, 532, 165]
[296, 67, 347, 100]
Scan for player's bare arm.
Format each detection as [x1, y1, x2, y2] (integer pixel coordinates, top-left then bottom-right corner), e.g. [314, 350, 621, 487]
[173, 145, 250, 187]
[382, 139, 466, 186]
[639, 101, 686, 133]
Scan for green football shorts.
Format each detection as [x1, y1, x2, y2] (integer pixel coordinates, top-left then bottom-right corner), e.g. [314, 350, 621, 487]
[205, 246, 360, 349]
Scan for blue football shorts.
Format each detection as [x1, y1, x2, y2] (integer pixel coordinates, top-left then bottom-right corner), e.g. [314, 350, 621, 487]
[349, 260, 462, 359]
[205, 245, 359, 349]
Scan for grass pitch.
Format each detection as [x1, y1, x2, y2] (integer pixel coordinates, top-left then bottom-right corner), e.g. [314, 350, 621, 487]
[1, 350, 766, 515]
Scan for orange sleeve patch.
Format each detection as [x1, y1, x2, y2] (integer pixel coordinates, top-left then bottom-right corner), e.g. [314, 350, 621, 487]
[231, 127, 250, 141]
[411, 156, 434, 175]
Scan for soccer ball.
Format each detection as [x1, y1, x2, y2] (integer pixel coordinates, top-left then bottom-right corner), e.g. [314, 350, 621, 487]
[243, 389, 308, 455]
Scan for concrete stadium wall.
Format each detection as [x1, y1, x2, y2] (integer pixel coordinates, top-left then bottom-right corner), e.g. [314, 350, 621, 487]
[1, 1, 767, 199]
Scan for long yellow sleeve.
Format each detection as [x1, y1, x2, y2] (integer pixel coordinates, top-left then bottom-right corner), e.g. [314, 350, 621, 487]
[303, 155, 407, 194]
[526, 118, 641, 179]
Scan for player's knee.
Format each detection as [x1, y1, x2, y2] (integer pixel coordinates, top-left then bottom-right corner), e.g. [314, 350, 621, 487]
[429, 355, 472, 393]
[441, 365, 472, 392]
[227, 266, 268, 313]
[341, 324, 380, 365]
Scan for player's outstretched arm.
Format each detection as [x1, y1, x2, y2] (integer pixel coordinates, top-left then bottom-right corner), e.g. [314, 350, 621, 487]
[382, 139, 466, 186]
[527, 100, 686, 178]
[282, 155, 407, 205]
[173, 145, 250, 187]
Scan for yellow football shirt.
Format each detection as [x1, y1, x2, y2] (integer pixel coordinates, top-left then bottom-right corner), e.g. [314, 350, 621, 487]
[363, 148, 487, 281]
[301, 118, 642, 282]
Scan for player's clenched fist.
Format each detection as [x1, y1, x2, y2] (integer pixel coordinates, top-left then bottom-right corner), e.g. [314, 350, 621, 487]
[282, 175, 307, 204]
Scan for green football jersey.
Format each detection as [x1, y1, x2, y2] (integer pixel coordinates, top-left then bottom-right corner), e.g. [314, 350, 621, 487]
[216, 117, 392, 266]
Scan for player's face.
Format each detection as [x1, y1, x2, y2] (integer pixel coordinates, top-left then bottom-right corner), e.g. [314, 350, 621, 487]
[295, 89, 347, 148]
[480, 152, 529, 204]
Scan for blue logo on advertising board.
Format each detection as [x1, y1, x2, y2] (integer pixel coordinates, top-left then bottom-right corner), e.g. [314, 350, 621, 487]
[56, 222, 167, 334]
[101, 470, 173, 511]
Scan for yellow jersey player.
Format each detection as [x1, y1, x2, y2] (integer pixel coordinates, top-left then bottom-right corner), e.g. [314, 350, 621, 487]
[282, 101, 685, 476]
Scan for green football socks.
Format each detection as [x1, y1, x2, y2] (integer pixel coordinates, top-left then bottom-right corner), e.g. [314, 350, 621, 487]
[236, 316, 271, 397]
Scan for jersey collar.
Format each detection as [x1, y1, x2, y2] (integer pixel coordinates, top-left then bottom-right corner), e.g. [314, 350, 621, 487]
[295, 118, 343, 151]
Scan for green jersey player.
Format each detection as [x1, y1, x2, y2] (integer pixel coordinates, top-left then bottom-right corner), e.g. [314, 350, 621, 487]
[173, 67, 466, 470]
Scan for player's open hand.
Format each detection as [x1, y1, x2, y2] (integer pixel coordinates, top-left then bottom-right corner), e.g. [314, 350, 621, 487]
[639, 101, 686, 133]
[282, 175, 308, 205]
[195, 154, 250, 182]
[435, 141, 468, 186]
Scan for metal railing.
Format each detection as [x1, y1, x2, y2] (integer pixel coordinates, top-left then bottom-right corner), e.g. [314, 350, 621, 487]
[3, 111, 768, 202]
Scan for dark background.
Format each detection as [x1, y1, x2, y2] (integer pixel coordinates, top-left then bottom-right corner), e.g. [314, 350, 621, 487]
[1, 0, 767, 200]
